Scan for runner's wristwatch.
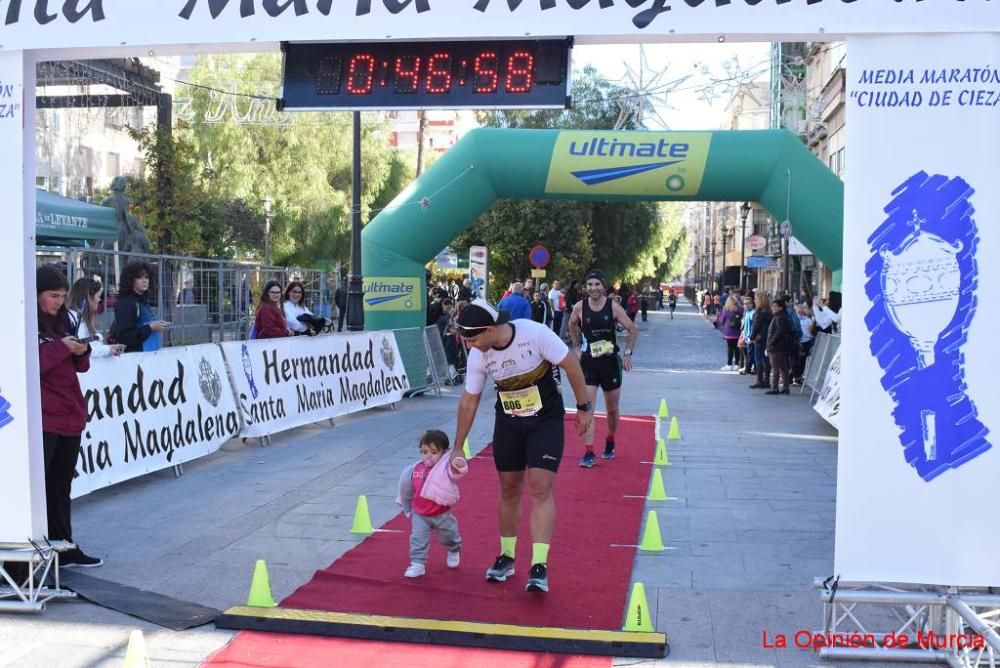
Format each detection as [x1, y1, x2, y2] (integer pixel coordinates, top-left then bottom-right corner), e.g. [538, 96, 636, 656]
[576, 401, 593, 412]
[623, 348, 633, 356]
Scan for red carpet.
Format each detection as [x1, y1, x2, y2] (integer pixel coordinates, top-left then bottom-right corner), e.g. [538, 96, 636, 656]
[205, 414, 654, 666]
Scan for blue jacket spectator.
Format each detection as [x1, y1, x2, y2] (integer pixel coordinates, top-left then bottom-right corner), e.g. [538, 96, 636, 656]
[498, 281, 532, 321]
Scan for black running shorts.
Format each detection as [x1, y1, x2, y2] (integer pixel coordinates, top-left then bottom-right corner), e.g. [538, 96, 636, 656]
[492, 414, 565, 473]
[581, 354, 623, 391]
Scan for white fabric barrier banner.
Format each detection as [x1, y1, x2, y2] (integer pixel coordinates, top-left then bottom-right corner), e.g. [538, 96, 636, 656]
[837, 34, 1000, 586]
[812, 347, 841, 430]
[72, 345, 241, 498]
[221, 332, 410, 438]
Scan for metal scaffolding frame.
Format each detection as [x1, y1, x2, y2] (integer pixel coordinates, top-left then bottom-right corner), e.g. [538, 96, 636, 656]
[816, 578, 1000, 667]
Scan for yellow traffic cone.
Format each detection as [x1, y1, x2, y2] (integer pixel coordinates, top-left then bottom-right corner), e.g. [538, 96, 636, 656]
[667, 416, 681, 440]
[647, 469, 667, 501]
[623, 582, 654, 632]
[654, 439, 670, 466]
[463, 438, 472, 459]
[350, 495, 374, 535]
[657, 398, 669, 419]
[247, 559, 276, 607]
[639, 510, 665, 552]
[122, 630, 149, 668]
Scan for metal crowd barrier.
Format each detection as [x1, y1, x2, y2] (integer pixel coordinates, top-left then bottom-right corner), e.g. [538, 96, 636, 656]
[35, 245, 332, 347]
[801, 332, 841, 400]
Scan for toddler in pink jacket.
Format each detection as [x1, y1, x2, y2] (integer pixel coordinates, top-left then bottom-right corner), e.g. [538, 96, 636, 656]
[397, 429, 468, 578]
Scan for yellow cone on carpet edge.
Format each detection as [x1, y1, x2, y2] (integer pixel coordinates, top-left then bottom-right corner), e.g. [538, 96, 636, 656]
[657, 398, 669, 419]
[667, 416, 681, 440]
[623, 582, 654, 632]
[350, 495, 374, 535]
[639, 510, 665, 552]
[654, 439, 670, 466]
[247, 559, 276, 607]
[647, 469, 667, 501]
[463, 438, 472, 459]
[122, 630, 149, 668]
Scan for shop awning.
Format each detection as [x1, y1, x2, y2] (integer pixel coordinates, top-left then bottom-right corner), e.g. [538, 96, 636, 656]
[36, 190, 118, 243]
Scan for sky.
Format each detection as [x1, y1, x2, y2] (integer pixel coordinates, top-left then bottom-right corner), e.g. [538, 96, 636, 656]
[572, 42, 772, 130]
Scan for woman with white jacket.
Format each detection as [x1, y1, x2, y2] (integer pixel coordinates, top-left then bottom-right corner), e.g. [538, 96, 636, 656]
[68, 278, 125, 358]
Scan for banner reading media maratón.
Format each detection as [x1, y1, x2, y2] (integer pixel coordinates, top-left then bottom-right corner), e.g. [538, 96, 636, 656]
[221, 331, 409, 438]
[73, 345, 241, 498]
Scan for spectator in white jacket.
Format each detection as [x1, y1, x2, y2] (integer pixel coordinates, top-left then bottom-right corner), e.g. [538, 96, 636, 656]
[68, 278, 124, 358]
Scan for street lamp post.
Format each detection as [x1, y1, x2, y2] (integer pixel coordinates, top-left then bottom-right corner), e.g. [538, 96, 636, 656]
[346, 111, 365, 332]
[710, 237, 716, 292]
[720, 222, 729, 291]
[262, 196, 273, 266]
[739, 201, 751, 291]
[780, 219, 792, 297]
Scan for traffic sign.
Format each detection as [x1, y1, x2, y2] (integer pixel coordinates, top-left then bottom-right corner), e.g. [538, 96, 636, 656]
[528, 245, 551, 269]
[746, 234, 767, 250]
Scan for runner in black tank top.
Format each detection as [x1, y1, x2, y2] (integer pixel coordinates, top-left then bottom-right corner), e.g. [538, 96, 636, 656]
[568, 270, 638, 468]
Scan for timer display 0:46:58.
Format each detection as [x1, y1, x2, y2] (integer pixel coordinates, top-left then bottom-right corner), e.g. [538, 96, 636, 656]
[336, 50, 535, 95]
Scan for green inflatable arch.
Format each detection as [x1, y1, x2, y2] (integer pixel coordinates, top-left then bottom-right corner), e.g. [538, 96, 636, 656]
[362, 128, 843, 331]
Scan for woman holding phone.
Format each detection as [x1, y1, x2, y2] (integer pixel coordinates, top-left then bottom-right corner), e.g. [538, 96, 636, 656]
[36, 265, 102, 567]
[68, 278, 124, 357]
[111, 261, 170, 353]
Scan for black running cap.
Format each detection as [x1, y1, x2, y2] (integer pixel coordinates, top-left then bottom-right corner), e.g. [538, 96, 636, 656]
[585, 270, 606, 287]
[456, 298, 510, 336]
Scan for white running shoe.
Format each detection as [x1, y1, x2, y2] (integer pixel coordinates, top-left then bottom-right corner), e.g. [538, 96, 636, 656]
[720, 364, 732, 371]
[447, 551, 461, 568]
[404, 562, 426, 578]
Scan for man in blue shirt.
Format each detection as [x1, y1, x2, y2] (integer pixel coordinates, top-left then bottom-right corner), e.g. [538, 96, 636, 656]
[498, 281, 532, 320]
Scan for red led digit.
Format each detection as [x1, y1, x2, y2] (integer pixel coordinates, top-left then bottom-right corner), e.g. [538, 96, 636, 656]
[505, 51, 535, 93]
[425, 52, 453, 94]
[346, 53, 376, 95]
[473, 51, 499, 93]
[394, 55, 422, 94]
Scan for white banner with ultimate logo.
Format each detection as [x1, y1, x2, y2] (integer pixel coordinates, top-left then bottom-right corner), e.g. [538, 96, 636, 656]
[220, 332, 409, 438]
[72, 345, 241, 498]
[812, 346, 841, 430]
[837, 34, 1000, 586]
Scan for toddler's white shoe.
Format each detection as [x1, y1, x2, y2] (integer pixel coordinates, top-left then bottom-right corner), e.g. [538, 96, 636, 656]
[447, 551, 461, 568]
[404, 562, 426, 578]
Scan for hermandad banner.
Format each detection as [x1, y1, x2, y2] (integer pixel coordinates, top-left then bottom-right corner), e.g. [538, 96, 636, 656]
[72, 345, 241, 498]
[221, 331, 410, 438]
[837, 34, 1000, 586]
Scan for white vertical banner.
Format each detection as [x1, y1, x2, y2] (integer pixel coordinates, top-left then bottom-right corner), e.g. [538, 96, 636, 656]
[838, 34, 1000, 585]
[469, 246, 488, 300]
[0, 51, 45, 542]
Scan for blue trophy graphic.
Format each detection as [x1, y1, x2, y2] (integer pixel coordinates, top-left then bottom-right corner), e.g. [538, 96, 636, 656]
[0, 389, 12, 429]
[864, 171, 991, 481]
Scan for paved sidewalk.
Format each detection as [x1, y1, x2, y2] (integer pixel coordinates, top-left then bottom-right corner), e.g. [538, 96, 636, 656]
[1, 301, 862, 667]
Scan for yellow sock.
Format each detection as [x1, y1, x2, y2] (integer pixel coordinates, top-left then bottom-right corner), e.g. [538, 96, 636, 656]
[532, 543, 550, 566]
[500, 536, 517, 559]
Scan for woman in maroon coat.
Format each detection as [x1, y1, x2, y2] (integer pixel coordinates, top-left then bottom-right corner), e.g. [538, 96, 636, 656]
[254, 280, 292, 339]
[36, 265, 102, 567]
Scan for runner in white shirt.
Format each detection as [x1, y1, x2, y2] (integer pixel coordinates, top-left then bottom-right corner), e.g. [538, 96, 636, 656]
[454, 299, 592, 594]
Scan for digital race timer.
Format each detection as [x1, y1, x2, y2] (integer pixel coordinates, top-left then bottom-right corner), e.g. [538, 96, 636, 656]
[279, 39, 572, 111]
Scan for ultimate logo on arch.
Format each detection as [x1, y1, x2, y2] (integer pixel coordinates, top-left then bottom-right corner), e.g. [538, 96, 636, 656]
[544, 131, 711, 197]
